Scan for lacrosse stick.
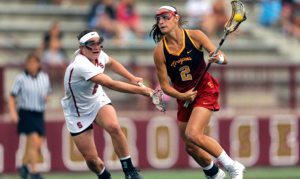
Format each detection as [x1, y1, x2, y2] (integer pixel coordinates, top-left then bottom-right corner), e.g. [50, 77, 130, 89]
[138, 82, 166, 112]
[184, 0, 247, 108]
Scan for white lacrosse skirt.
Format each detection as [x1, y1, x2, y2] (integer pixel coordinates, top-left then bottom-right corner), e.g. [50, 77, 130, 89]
[63, 94, 111, 133]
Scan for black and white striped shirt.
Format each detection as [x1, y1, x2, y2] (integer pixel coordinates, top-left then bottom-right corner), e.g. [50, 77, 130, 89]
[11, 70, 52, 112]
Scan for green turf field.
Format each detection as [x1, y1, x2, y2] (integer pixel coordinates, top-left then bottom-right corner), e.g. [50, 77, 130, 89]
[1, 167, 300, 179]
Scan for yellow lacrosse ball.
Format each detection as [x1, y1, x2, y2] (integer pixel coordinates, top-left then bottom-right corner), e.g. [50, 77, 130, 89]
[233, 13, 243, 22]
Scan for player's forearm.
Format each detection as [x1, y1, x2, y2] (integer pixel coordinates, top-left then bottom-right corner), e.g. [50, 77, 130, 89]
[110, 60, 135, 81]
[107, 80, 143, 95]
[8, 96, 18, 120]
[161, 84, 182, 100]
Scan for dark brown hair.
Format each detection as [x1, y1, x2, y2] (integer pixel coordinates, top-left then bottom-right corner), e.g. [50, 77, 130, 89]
[25, 52, 40, 63]
[77, 29, 94, 41]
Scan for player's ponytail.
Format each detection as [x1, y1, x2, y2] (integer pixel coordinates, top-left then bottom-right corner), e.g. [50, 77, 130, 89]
[149, 24, 163, 43]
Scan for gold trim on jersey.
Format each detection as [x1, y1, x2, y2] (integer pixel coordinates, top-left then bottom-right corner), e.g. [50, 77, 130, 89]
[186, 30, 203, 52]
[163, 29, 185, 56]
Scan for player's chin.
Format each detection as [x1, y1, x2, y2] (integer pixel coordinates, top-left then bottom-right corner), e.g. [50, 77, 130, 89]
[159, 27, 168, 33]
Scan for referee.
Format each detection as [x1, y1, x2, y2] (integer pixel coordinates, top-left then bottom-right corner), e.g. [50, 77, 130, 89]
[8, 52, 51, 179]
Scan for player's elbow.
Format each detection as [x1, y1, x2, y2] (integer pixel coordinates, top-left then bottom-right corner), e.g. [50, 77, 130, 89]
[90, 74, 116, 88]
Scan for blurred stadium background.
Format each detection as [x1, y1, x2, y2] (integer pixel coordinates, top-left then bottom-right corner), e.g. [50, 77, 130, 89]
[0, 0, 300, 178]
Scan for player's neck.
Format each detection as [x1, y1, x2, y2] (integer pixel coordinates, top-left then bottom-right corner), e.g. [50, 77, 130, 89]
[87, 58, 97, 65]
[165, 28, 183, 45]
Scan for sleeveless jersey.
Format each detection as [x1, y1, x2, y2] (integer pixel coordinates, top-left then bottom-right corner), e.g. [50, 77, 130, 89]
[163, 30, 209, 92]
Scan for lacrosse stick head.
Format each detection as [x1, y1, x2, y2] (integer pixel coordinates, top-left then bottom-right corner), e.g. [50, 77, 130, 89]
[224, 0, 247, 34]
[151, 89, 166, 112]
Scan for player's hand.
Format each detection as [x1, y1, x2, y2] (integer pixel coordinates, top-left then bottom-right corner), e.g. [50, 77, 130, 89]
[141, 86, 154, 97]
[180, 88, 197, 101]
[131, 76, 143, 85]
[208, 51, 224, 64]
[137, 81, 154, 97]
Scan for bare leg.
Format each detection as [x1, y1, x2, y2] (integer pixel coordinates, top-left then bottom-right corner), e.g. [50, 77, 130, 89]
[95, 105, 143, 179]
[26, 133, 44, 173]
[185, 107, 223, 158]
[72, 129, 104, 174]
[178, 121, 225, 178]
[185, 107, 245, 178]
[94, 105, 129, 158]
[178, 121, 212, 167]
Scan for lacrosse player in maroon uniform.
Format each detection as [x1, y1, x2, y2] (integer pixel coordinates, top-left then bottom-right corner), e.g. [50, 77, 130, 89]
[150, 5, 245, 179]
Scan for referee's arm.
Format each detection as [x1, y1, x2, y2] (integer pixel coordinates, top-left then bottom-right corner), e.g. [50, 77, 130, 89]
[8, 94, 18, 124]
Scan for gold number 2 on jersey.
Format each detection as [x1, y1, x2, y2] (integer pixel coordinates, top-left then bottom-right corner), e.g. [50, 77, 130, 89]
[179, 65, 192, 81]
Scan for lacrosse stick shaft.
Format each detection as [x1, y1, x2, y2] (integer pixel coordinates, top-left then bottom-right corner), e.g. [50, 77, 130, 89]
[213, 30, 230, 56]
[183, 30, 229, 108]
[183, 0, 247, 108]
[137, 82, 146, 88]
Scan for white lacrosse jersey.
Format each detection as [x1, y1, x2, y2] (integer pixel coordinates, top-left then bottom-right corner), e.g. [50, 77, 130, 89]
[61, 51, 111, 133]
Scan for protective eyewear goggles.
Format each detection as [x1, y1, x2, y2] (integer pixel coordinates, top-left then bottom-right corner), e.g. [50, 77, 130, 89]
[80, 36, 104, 48]
[155, 11, 176, 22]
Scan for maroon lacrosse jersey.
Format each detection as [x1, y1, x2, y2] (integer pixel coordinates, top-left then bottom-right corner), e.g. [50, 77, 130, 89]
[163, 30, 220, 122]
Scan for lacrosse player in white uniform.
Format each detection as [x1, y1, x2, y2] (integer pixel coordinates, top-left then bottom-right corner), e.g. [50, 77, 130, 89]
[61, 29, 152, 179]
